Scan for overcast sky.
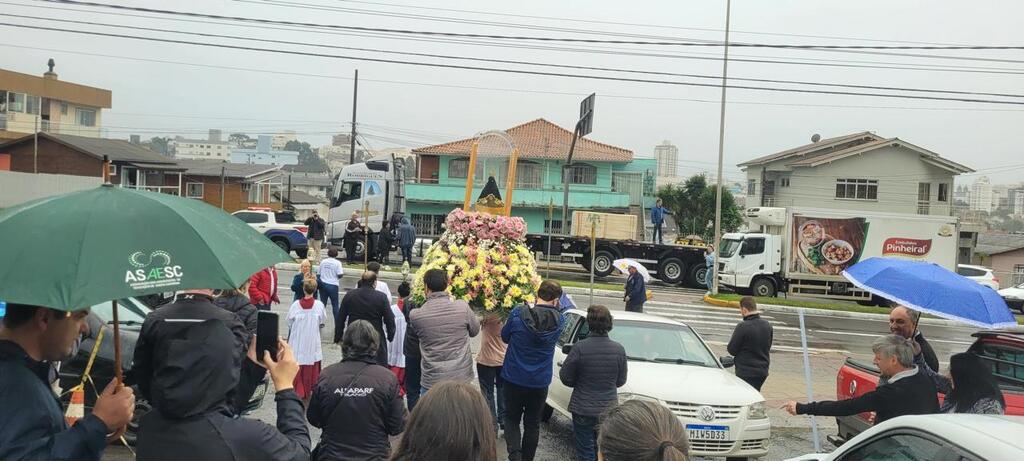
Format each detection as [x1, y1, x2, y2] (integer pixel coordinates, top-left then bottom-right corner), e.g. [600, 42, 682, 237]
[3, 0, 1023, 184]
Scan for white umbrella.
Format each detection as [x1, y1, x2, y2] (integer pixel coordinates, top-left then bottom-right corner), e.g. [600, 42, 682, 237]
[613, 258, 651, 282]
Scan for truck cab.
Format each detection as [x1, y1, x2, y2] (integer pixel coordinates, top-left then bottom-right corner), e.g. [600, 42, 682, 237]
[718, 232, 784, 297]
[327, 158, 405, 246]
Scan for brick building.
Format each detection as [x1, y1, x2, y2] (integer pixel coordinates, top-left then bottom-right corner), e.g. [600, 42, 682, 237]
[176, 159, 283, 212]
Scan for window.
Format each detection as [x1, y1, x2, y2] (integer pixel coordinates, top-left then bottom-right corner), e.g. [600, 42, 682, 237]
[60, 102, 68, 115]
[516, 160, 542, 189]
[234, 212, 268, 224]
[740, 238, 765, 255]
[274, 211, 297, 223]
[26, 96, 40, 115]
[448, 158, 469, 178]
[544, 219, 564, 234]
[76, 108, 96, 127]
[781, 177, 791, 187]
[956, 266, 987, 277]
[747, 179, 756, 196]
[835, 179, 878, 200]
[762, 180, 776, 197]
[569, 163, 597, 185]
[1014, 264, 1024, 285]
[937, 183, 949, 202]
[475, 159, 508, 184]
[7, 92, 25, 113]
[973, 341, 1024, 392]
[364, 181, 382, 197]
[185, 182, 204, 198]
[248, 183, 267, 203]
[108, 164, 117, 177]
[836, 433, 945, 461]
[410, 213, 446, 236]
[334, 180, 361, 206]
[918, 183, 931, 202]
[557, 314, 583, 346]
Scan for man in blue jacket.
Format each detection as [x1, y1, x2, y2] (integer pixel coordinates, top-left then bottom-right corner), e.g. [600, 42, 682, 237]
[624, 266, 646, 313]
[650, 198, 670, 244]
[501, 280, 566, 461]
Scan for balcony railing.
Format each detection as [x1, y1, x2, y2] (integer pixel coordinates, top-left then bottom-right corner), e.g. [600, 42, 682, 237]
[121, 185, 181, 196]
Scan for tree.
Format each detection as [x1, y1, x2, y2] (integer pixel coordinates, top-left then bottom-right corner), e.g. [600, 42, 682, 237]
[284, 140, 327, 170]
[228, 133, 250, 146]
[147, 136, 171, 156]
[657, 174, 743, 242]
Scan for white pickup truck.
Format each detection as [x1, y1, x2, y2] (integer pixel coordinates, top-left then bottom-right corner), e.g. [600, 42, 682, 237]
[232, 207, 309, 258]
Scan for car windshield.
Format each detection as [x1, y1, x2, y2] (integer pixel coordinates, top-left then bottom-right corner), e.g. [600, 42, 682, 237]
[609, 321, 718, 367]
[719, 238, 742, 258]
[89, 298, 150, 324]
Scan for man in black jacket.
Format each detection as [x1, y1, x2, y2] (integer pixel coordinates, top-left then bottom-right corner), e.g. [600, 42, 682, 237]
[304, 211, 326, 263]
[132, 290, 310, 461]
[0, 304, 135, 461]
[889, 306, 939, 373]
[308, 320, 405, 460]
[335, 271, 396, 366]
[559, 305, 627, 461]
[784, 334, 938, 424]
[726, 297, 773, 391]
[214, 284, 266, 415]
[402, 295, 423, 411]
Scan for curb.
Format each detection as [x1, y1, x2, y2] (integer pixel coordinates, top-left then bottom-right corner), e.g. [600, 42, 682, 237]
[701, 295, 966, 327]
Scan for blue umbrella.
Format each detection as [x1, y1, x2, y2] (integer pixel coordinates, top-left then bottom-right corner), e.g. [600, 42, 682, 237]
[843, 257, 1017, 329]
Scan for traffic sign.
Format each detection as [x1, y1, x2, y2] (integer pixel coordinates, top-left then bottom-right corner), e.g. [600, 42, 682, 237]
[578, 93, 596, 136]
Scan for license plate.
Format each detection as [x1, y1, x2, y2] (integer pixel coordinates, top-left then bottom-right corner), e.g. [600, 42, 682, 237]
[686, 424, 729, 441]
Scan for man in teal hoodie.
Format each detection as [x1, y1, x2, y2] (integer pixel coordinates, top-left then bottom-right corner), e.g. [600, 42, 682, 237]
[501, 280, 566, 461]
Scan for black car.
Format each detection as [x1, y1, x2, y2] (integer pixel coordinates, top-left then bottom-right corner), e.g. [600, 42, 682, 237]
[58, 297, 267, 445]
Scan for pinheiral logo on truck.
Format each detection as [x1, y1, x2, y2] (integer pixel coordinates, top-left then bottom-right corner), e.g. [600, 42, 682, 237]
[882, 238, 932, 257]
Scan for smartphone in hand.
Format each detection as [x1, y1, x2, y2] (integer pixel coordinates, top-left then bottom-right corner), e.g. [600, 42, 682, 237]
[256, 310, 279, 360]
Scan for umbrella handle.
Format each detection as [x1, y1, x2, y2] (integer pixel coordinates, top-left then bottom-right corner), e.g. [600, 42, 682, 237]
[111, 300, 123, 385]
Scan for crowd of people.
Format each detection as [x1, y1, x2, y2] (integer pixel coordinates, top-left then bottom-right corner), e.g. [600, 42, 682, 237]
[1, 224, 1009, 461]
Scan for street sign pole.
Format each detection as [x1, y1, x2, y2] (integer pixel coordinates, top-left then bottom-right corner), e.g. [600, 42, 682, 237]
[547, 198, 554, 279]
[589, 214, 598, 307]
[711, 0, 732, 295]
[561, 93, 596, 235]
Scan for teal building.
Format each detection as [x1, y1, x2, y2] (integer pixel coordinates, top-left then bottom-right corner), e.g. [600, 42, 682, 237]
[407, 119, 656, 235]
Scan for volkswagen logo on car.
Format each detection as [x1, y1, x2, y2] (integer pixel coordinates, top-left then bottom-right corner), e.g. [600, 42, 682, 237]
[697, 405, 716, 422]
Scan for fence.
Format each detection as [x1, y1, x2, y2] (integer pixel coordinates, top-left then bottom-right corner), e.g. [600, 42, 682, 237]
[0, 171, 102, 209]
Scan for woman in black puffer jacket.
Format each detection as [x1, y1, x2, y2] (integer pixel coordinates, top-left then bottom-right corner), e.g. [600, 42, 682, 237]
[214, 283, 265, 415]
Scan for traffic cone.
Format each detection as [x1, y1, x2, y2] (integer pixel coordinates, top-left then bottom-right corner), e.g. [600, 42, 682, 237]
[65, 386, 85, 426]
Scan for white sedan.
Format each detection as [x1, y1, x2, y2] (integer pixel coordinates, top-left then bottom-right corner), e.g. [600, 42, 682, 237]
[999, 281, 1024, 314]
[784, 414, 1024, 461]
[547, 309, 770, 460]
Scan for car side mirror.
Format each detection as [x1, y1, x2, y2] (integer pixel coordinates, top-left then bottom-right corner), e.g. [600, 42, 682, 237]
[720, 356, 735, 368]
[562, 344, 573, 355]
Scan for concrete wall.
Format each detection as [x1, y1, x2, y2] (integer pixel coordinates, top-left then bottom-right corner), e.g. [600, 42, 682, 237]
[748, 144, 956, 215]
[0, 170, 101, 208]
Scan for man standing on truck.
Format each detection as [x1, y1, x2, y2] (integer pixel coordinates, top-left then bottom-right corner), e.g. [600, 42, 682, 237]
[889, 306, 939, 373]
[624, 266, 646, 313]
[304, 211, 326, 263]
[650, 199, 670, 244]
[727, 297, 773, 391]
[783, 334, 938, 424]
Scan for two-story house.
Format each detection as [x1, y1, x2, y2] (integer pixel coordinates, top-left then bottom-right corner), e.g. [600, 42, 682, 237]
[737, 131, 978, 262]
[1, 61, 111, 140]
[407, 118, 655, 235]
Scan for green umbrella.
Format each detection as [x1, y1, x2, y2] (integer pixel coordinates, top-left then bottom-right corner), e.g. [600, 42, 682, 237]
[0, 184, 291, 310]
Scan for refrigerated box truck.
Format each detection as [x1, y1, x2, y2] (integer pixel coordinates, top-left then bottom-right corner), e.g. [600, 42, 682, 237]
[717, 207, 958, 303]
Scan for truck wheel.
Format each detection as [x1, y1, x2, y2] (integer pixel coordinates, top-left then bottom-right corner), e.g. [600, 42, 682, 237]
[592, 250, 616, 277]
[751, 277, 777, 297]
[271, 237, 290, 254]
[295, 248, 308, 259]
[686, 264, 707, 289]
[658, 258, 686, 284]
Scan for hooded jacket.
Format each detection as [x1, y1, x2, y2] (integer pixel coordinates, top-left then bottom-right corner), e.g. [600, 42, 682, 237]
[133, 295, 310, 461]
[397, 219, 416, 248]
[501, 303, 565, 389]
[213, 294, 267, 415]
[248, 268, 280, 306]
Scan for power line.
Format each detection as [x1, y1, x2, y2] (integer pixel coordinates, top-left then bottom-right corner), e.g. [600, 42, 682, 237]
[15, 13, 1024, 101]
[7, 22, 1024, 107]
[41, 0, 1024, 52]
[11, 1, 1024, 76]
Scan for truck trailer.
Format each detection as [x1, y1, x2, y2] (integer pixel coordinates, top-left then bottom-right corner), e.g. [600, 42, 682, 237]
[717, 207, 959, 302]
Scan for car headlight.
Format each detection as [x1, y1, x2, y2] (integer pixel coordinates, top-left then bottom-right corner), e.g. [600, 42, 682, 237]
[748, 401, 767, 419]
[618, 393, 661, 404]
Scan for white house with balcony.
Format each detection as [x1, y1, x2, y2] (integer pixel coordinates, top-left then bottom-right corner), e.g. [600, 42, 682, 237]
[1, 61, 111, 141]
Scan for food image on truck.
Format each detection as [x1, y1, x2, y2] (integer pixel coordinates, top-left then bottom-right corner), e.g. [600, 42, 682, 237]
[791, 216, 868, 276]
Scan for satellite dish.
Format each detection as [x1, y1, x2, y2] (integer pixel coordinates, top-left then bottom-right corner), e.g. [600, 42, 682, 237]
[811, 134, 822, 143]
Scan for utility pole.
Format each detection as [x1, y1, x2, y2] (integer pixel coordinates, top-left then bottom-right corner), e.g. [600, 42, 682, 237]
[349, 69, 359, 166]
[711, 0, 732, 296]
[33, 117, 38, 173]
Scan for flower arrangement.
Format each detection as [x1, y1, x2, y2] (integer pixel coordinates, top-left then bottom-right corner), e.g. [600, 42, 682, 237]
[412, 208, 541, 317]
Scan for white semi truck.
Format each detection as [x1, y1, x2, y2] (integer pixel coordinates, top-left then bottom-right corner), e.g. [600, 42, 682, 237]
[717, 207, 958, 303]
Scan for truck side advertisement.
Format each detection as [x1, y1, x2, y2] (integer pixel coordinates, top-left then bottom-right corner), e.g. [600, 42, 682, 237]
[790, 214, 956, 277]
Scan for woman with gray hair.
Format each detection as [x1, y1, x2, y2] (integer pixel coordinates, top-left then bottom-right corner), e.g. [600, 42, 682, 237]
[308, 320, 406, 461]
[783, 334, 939, 424]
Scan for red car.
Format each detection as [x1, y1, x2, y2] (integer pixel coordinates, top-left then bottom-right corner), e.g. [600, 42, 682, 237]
[830, 329, 1024, 447]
